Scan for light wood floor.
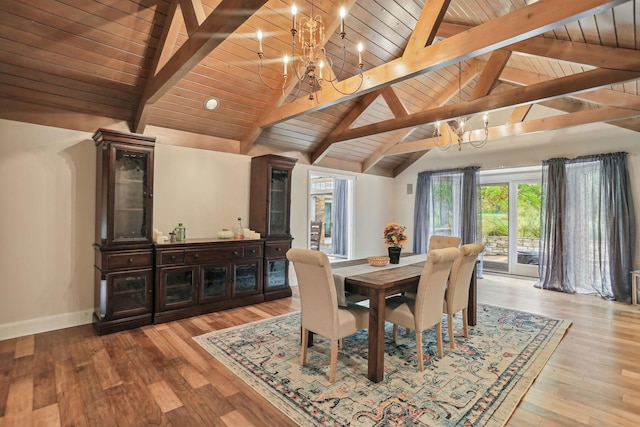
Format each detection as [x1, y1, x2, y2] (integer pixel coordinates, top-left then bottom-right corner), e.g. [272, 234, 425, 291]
[1, 274, 640, 426]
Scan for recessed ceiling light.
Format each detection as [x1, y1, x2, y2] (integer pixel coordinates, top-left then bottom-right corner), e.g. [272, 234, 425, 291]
[204, 97, 219, 111]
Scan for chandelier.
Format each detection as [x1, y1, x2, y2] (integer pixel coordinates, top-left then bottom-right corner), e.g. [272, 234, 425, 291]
[256, 1, 364, 100]
[433, 62, 489, 151]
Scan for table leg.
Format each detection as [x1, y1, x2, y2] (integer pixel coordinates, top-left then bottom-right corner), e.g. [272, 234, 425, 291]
[368, 291, 387, 383]
[467, 265, 477, 326]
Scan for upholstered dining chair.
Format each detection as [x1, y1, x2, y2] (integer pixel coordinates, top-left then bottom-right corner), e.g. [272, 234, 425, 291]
[443, 243, 485, 349]
[428, 235, 461, 251]
[384, 247, 460, 371]
[286, 248, 369, 383]
[403, 234, 461, 301]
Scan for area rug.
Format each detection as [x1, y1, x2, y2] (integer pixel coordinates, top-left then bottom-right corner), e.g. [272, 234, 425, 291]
[193, 304, 571, 426]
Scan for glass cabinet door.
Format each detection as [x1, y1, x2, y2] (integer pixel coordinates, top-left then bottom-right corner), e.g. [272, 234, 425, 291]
[269, 168, 289, 236]
[160, 267, 196, 309]
[106, 269, 152, 319]
[111, 144, 152, 243]
[201, 263, 230, 302]
[265, 259, 287, 290]
[233, 261, 261, 295]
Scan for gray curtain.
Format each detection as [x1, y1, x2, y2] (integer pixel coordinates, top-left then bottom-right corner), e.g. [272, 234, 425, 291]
[413, 167, 480, 254]
[332, 178, 349, 256]
[537, 152, 635, 302]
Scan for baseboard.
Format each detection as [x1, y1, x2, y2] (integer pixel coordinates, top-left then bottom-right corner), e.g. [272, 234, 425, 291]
[0, 309, 94, 341]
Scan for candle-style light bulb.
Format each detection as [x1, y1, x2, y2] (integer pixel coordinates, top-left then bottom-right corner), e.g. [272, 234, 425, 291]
[257, 30, 263, 54]
[318, 60, 324, 80]
[340, 7, 346, 36]
[283, 55, 289, 75]
[291, 4, 297, 30]
[357, 42, 363, 67]
[483, 113, 489, 126]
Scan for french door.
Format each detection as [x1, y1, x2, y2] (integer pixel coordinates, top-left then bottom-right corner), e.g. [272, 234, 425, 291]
[480, 169, 541, 277]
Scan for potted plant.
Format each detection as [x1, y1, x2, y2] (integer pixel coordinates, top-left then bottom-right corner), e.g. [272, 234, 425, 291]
[383, 223, 407, 264]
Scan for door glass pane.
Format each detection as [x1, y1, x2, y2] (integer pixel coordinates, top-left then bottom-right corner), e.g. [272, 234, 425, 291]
[112, 275, 147, 313]
[480, 184, 509, 272]
[516, 183, 541, 267]
[202, 265, 228, 299]
[266, 259, 286, 289]
[269, 169, 288, 235]
[114, 149, 148, 241]
[234, 263, 258, 293]
[165, 270, 193, 305]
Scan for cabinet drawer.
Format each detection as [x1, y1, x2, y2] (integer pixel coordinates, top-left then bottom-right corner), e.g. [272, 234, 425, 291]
[106, 252, 153, 270]
[185, 247, 244, 263]
[243, 244, 263, 258]
[160, 250, 185, 266]
[266, 242, 290, 258]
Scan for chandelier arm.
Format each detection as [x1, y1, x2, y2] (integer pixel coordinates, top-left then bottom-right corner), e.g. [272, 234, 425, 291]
[258, 59, 289, 92]
[326, 72, 363, 95]
[434, 131, 453, 151]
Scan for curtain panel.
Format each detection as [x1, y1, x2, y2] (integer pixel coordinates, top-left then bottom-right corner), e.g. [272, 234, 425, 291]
[537, 152, 635, 302]
[413, 166, 480, 254]
[332, 178, 349, 257]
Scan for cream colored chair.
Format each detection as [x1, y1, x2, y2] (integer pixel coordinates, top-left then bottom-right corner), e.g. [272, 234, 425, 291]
[403, 235, 461, 301]
[443, 243, 484, 349]
[429, 235, 461, 251]
[286, 248, 369, 383]
[384, 247, 459, 370]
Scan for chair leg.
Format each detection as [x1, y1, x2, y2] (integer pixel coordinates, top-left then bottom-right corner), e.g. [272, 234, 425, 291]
[435, 323, 444, 358]
[416, 330, 424, 371]
[392, 324, 398, 342]
[329, 339, 338, 383]
[447, 313, 455, 349]
[300, 327, 308, 365]
[462, 308, 469, 338]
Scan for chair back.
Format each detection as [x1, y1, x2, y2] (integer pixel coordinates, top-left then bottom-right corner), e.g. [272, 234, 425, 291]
[428, 235, 461, 251]
[446, 243, 485, 314]
[286, 248, 339, 338]
[414, 247, 460, 330]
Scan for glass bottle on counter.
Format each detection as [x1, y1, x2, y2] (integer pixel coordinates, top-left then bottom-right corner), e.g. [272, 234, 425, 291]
[234, 217, 245, 240]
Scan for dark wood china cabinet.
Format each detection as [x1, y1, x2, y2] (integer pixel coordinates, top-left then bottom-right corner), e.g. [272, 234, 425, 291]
[249, 154, 297, 301]
[92, 129, 155, 335]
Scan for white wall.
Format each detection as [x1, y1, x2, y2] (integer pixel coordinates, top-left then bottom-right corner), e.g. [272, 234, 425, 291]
[0, 119, 396, 339]
[394, 105, 640, 267]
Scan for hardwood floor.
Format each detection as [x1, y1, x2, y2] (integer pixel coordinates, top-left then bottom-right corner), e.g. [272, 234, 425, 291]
[1, 274, 640, 426]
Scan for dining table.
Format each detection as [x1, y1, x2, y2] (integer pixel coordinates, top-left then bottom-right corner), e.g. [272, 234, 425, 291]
[330, 254, 478, 383]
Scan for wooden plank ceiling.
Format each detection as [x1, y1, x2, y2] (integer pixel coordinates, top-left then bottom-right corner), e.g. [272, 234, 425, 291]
[1, 0, 639, 177]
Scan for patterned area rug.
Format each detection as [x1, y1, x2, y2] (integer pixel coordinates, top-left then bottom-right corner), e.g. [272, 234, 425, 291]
[193, 304, 571, 426]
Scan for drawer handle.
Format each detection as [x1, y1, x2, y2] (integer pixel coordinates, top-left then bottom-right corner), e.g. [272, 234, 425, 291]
[276, 247, 282, 252]
[128, 258, 134, 263]
[250, 249, 256, 254]
[171, 255, 176, 260]
[195, 254, 199, 258]
[233, 251, 239, 255]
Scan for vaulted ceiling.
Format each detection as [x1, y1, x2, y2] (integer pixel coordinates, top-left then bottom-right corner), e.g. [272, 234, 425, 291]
[1, 0, 639, 177]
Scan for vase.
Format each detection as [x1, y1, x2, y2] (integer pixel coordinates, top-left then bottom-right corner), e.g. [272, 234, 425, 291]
[388, 246, 402, 264]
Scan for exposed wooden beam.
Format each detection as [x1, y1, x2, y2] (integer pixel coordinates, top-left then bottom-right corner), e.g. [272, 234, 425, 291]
[310, 89, 384, 164]
[507, 105, 532, 123]
[134, 0, 183, 133]
[384, 107, 640, 155]
[261, 0, 629, 127]
[393, 151, 430, 177]
[335, 68, 640, 142]
[471, 50, 511, 99]
[438, 21, 640, 72]
[179, 0, 206, 36]
[142, 0, 267, 107]
[404, 0, 451, 54]
[381, 87, 409, 118]
[500, 67, 640, 110]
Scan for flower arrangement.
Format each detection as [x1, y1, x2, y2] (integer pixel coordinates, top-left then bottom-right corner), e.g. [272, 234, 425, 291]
[383, 223, 408, 248]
